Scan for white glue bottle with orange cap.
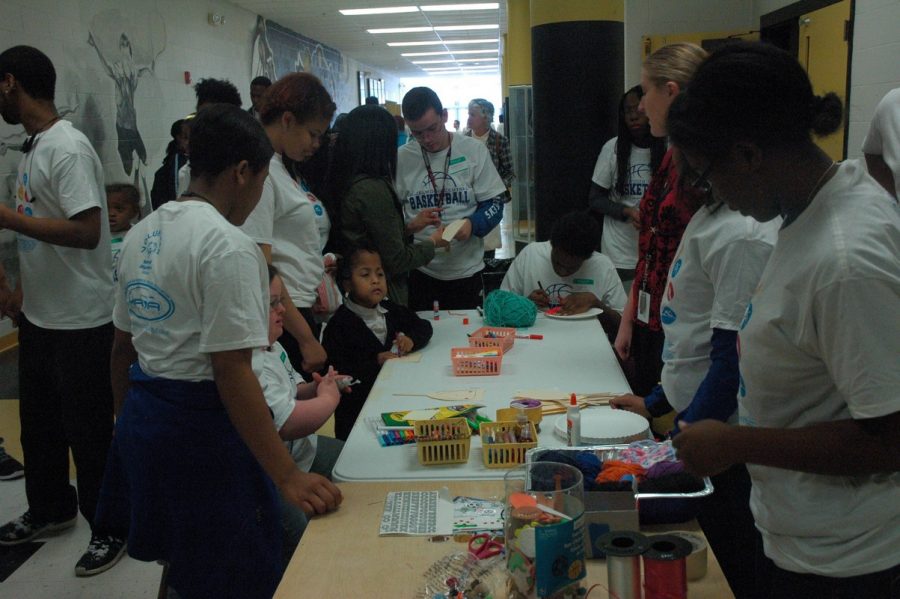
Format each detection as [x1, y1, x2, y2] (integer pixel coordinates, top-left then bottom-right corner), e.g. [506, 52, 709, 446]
[566, 393, 581, 446]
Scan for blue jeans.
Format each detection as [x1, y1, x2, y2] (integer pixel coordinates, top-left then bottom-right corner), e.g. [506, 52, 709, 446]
[278, 435, 344, 570]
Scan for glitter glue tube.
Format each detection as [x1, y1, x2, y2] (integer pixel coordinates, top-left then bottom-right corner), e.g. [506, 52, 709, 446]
[433, 300, 440, 320]
[566, 393, 580, 447]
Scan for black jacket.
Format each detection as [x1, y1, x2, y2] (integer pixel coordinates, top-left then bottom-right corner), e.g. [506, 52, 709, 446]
[322, 299, 432, 440]
[150, 151, 186, 210]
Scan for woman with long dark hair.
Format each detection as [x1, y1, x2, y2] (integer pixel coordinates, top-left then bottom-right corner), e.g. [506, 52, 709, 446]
[670, 41, 900, 599]
[325, 105, 447, 306]
[589, 84, 666, 289]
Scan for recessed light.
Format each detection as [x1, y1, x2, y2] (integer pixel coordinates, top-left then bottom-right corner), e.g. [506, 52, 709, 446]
[420, 3, 499, 10]
[433, 24, 499, 31]
[387, 38, 498, 46]
[368, 26, 433, 34]
[340, 6, 418, 15]
[412, 57, 498, 64]
[401, 49, 497, 57]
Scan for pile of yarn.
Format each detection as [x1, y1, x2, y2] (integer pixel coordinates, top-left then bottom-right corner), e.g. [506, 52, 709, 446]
[483, 289, 537, 328]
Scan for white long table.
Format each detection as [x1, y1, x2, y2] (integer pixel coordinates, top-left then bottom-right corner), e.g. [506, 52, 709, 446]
[332, 310, 632, 481]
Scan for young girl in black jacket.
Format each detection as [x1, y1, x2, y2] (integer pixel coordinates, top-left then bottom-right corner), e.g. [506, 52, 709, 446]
[322, 245, 432, 440]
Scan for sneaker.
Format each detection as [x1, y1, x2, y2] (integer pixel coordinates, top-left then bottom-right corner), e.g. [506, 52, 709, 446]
[0, 510, 77, 545]
[0, 451, 24, 480]
[75, 533, 127, 577]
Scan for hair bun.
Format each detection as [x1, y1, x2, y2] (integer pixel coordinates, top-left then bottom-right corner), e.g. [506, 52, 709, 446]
[810, 93, 843, 137]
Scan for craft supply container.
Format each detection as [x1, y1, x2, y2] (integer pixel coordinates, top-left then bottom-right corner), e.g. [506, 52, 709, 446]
[451, 346, 504, 376]
[414, 417, 472, 465]
[504, 461, 585, 598]
[480, 421, 538, 468]
[468, 326, 516, 352]
[526, 446, 714, 559]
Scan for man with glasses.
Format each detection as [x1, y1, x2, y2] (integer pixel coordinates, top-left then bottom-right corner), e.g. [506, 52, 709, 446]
[396, 87, 507, 311]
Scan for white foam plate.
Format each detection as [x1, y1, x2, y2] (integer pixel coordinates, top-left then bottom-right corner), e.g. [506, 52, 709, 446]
[545, 307, 604, 320]
[553, 407, 649, 445]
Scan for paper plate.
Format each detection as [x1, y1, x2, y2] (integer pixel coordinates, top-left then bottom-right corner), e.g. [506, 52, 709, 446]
[553, 407, 649, 445]
[545, 307, 604, 320]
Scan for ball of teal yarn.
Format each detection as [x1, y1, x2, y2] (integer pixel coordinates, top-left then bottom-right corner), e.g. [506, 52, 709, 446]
[483, 289, 536, 327]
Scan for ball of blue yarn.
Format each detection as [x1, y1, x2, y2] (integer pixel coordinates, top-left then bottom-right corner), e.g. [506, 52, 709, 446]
[483, 289, 536, 327]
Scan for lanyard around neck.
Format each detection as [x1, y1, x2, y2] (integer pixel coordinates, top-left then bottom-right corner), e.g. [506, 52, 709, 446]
[421, 133, 452, 210]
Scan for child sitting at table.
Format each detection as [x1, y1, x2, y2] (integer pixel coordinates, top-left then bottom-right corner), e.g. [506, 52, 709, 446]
[322, 245, 433, 440]
[256, 265, 346, 568]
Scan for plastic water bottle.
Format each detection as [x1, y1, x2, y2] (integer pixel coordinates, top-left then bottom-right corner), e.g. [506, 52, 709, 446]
[566, 393, 581, 447]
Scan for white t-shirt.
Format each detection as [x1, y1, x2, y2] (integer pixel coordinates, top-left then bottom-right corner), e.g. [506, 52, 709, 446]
[241, 153, 323, 307]
[301, 179, 330, 254]
[500, 241, 627, 312]
[254, 341, 317, 472]
[396, 133, 507, 280]
[861, 87, 900, 198]
[737, 161, 900, 577]
[15, 120, 114, 329]
[110, 232, 127, 283]
[113, 200, 269, 382]
[591, 138, 652, 269]
[659, 205, 777, 415]
[176, 163, 190, 197]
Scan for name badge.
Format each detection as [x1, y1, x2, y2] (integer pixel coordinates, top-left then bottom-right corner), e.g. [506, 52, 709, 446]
[637, 290, 651, 324]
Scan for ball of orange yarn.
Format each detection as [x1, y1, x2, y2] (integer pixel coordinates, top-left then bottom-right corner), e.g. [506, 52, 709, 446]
[595, 460, 646, 483]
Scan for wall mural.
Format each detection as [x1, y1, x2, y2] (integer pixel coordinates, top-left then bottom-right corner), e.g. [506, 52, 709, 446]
[251, 16, 350, 112]
[88, 8, 166, 206]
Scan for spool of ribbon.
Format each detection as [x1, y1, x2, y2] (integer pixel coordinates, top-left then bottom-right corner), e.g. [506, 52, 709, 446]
[597, 531, 649, 599]
[510, 399, 542, 410]
[642, 534, 692, 599]
[664, 531, 708, 581]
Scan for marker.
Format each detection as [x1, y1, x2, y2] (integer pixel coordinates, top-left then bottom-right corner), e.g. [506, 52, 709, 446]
[515, 334, 543, 340]
[433, 300, 440, 320]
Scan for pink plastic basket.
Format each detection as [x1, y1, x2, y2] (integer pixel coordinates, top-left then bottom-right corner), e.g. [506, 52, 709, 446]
[451, 346, 504, 376]
[468, 327, 516, 353]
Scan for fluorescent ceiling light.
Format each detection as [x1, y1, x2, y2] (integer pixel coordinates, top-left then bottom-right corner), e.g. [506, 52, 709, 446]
[433, 24, 499, 31]
[368, 26, 433, 34]
[388, 38, 498, 46]
[340, 6, 417, 15]
[413, 57, 498, 64]
[420, 3, 499, 10]
[402, 49, 497, 56]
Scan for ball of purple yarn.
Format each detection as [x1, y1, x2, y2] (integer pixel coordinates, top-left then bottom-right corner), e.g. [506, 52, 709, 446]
[645, 460, 684, 479]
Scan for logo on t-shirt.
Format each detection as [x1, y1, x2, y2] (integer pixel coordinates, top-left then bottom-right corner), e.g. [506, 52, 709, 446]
[740, 303, 752, 330]
[313, 204, 324, 216]
[671, 258, 683, 278]
[667, 281, 675, 301]
[140, 229, 162, 275]
[660, 306, 677, 325]
[125, 280, 175, 322]
[409, 173, 470, 210]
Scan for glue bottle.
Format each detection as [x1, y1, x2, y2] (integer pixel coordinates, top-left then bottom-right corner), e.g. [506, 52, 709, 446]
[433, 300, 440, 321]
[566, 393, 581, 447]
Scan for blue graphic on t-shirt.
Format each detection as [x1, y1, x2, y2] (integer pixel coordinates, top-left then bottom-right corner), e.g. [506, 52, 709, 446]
[661, 306, 677, 324]
[671, 258, 683, 278]
[125, 280, 175, 322]
[313, 204, 323, 216]
[740, 303, 752, 330]
[739, 373, 746, 398]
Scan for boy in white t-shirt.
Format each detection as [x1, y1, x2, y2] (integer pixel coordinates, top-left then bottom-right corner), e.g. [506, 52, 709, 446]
[256, 265, 345, 569]
[106, 183, 140, 280]
[396, 87, 508, 311]
[501, 211, 626, 317]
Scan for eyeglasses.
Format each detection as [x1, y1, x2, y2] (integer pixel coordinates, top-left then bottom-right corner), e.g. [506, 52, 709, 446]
[269, 297, 283, 310]
[690, 161, 714, 195]
[409, 119, 446, 140]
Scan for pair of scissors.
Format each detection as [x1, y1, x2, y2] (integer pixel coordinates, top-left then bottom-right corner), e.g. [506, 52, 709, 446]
[467, 533, 504, 560]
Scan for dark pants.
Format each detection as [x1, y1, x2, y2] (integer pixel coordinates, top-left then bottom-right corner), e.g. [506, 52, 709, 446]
[761, 561, 900, 599]
[18, 314, 114, 528]
[696, 464, 769, 599]
[408, 269, 483, 312]
[627, 323, 665, 397]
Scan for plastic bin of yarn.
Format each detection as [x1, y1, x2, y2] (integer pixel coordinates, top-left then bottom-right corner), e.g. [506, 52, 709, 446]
[483, 289, 536, 328]
[468, 326, 516, 353]
[525, 445, 714, 557]
[451, 346, 504, 376]
[479, 421, 537, 468]
[414, 418, 472, 465]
